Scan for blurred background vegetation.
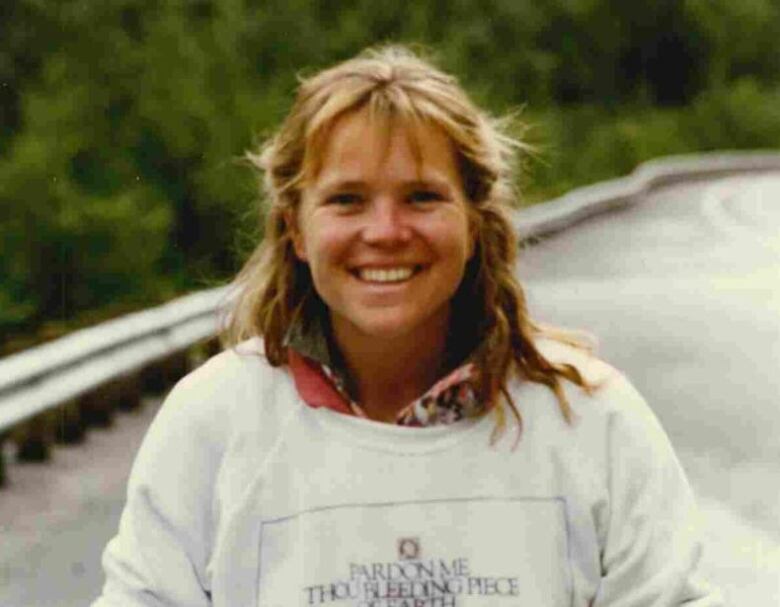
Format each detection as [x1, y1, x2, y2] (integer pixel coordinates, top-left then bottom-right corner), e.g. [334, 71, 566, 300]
[1, 0, 779, 354]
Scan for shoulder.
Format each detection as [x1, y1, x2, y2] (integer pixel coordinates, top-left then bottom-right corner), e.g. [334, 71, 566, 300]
[516, 339, 688, 503]
[521, 337, 666, 444]
[175, 337, 288, 399]
[123, 338, 300, 515]
[534, 336, 616, 387]
[180, 337, 267, 383]
[520, 348, 716, 602]
[149, 338, 296, 444]
[533, 336, 643, 408]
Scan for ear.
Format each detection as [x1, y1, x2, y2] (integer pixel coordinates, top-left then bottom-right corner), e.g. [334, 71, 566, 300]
[284, 209, 308, 262]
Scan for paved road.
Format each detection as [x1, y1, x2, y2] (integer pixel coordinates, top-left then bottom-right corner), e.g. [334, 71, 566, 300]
[0, 397, 163, 607]
[1, 175, 779, 605]
[519, 174, 780, 604]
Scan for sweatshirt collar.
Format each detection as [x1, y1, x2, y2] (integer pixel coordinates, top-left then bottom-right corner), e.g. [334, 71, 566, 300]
[285, 315, 486, 426]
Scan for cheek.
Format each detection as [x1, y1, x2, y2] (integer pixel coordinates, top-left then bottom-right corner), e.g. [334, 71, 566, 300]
[300, 221, 351, 273]
[435, 215, 474, 266]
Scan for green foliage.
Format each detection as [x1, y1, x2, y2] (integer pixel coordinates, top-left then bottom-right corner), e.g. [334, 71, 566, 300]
[685, 79, 780, 150]
[683, 0, 780, 88]
[1, 0, 780, 350]
[0, 128, 173, 330]
[525, 106, 692, 200]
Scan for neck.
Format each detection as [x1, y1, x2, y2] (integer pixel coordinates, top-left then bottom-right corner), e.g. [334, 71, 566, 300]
[331, 318, 449, 423]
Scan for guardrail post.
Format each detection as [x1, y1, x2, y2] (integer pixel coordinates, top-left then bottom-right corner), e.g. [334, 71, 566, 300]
[55, 398, 85, 444]
[141, 363, 166, 395]
[117, 372, 143, 412]
[142, 352, 190, 395]
[15, 410, 56, 462]
[165, 351, 190, 384]
[81, 382, 118, 428]
[205, 336, 222, 359]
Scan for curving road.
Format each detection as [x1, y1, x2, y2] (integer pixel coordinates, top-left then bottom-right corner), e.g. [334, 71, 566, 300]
[1, 175, 779, 605]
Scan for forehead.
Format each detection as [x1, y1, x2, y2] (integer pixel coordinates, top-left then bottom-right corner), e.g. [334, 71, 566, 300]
[305, 108, 462, 188]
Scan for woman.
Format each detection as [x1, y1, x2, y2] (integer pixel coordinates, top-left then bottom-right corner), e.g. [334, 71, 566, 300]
[94, 46, 722, 606]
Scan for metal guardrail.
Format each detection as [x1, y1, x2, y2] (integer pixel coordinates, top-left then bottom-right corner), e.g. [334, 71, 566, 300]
[0, 288, 229, 434]
[514, 151, 780, 239]
[1, 151, 779, 485]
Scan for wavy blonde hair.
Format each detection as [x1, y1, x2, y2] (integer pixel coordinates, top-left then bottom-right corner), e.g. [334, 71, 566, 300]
[223, 45, 596, 446]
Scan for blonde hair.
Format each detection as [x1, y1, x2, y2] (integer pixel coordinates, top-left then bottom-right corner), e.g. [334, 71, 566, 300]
[223, 45, 596, 446]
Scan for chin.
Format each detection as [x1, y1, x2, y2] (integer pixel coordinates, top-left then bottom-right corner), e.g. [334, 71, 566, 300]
[332, 304, 450, 347]
[341, 312, 426, 342]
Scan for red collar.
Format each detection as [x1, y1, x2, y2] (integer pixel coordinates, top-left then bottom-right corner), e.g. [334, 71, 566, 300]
[287, 349, 353, 415]
[287, 347, 483, 425]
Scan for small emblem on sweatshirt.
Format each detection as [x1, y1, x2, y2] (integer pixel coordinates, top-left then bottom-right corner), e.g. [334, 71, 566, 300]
[398, 537, 420, 560]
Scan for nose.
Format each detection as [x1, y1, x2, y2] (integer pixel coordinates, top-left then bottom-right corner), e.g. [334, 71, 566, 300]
[361, 197, 412, 246]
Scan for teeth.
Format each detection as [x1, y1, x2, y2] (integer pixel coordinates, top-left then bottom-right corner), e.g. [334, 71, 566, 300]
[359, 267, 415, 283]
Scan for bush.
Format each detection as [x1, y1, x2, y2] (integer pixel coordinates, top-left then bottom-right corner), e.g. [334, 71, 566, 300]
[525, 106, 692, 200]
[684, 79, 780, 150]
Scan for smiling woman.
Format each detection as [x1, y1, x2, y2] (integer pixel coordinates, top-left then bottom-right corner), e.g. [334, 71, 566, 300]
[93, 46, 723, 606]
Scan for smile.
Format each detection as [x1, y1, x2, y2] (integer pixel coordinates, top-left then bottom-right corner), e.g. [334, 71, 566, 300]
[356, 266, 420, 283]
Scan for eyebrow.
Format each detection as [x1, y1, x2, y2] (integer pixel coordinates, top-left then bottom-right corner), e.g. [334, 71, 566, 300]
[317, 177, 454, 195]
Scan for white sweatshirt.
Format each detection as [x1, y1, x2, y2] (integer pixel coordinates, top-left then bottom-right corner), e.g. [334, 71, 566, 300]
[93, 339, 723, 606]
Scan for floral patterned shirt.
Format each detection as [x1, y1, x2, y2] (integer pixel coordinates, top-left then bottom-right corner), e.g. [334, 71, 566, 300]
[285, 315, 486, 427]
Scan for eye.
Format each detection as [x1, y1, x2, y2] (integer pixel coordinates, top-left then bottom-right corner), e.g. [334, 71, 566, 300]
[326, 192, 362, 206]
[408, 189, 445, 204]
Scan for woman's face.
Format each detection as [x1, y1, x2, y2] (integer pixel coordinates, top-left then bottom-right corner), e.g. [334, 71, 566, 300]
[293, 108, 474, 349]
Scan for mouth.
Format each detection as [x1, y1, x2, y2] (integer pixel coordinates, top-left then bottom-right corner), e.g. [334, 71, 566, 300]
[353, 265, 422, 284]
